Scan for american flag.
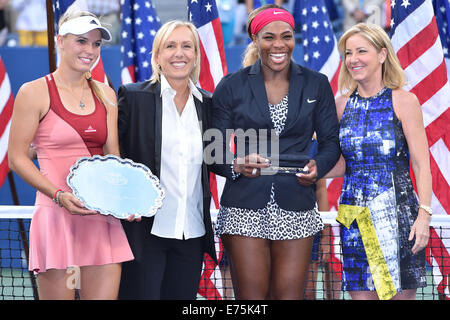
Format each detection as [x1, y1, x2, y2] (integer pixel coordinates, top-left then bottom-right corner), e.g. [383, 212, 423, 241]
[120, 0, 161, 84]
[434, 0, 450, 76]
[390, 0, 450, 300]
[297, 0, 341, 94]
[0, 57, 14, 188]
[188, 0, 227, 92]
[53, 0, 109, 84]
[188, 0, 227, 300]
[296, 0, 344, 279]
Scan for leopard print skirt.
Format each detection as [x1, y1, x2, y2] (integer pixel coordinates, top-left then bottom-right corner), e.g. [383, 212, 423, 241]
[215, 185, 324, 240]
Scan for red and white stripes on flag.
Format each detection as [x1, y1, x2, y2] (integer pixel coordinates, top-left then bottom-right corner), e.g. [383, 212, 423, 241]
[0, 57, 14, 187]
[90, 56, 108, 84]
[196, 20, 228, 94]
[320, 41, 341, 96]
[188, 0, 228, 300]
[391, 0, 450, 299]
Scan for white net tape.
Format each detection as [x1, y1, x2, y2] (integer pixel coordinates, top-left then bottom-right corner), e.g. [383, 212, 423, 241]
[1, 206, 449, 227]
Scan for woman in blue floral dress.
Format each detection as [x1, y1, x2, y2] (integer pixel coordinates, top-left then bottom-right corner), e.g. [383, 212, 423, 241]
[329, 23, 433, 300]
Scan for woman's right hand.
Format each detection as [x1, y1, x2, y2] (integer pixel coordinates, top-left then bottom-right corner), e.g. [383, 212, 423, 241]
[58, 191, 98, 216]
[233, 153, 270, 178]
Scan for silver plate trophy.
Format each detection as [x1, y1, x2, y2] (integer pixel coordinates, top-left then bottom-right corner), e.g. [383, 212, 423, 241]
[67, 155, 165, 219]
[260, 154, 310, 175]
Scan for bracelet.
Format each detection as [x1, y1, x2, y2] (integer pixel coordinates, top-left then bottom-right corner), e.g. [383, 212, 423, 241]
[52, 189, 63, 207]
[52, 189, 62, 202]
[56, 191, 64, 207]
[419, 204, 433, 216]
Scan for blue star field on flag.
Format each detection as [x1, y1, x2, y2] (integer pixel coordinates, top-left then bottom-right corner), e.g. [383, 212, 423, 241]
[188, 0, 219, 28]
[120, 0, 161, 82]
[296, 0, 336, 71]
[53, 0, 74, 23]
[390, 0, 449, 60]
[389, 0, 423, 37]
[434, 0, 450, 60]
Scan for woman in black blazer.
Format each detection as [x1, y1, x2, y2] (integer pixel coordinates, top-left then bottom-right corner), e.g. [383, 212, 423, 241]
[211, 5, 340, 299]
[117, 20, 216, 300]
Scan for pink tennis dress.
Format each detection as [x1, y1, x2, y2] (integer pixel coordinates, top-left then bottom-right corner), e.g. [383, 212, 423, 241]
[28, 74, 134, 273]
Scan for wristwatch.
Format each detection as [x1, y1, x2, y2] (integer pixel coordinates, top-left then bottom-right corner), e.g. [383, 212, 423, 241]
[419, 204, 433, 216]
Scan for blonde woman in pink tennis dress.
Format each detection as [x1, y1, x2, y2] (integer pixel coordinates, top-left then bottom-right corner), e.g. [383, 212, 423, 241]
[7, 11, 134, 300]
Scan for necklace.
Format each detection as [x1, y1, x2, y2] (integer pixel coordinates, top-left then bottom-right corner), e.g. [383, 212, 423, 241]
[355, 86, 387, 99]
[54, 74, 86, 109]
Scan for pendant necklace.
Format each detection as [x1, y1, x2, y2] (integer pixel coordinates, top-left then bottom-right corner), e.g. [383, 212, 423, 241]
[55, 74, 86, 109]
[79, 98, 85, 109]
[75, 81, 86, 109]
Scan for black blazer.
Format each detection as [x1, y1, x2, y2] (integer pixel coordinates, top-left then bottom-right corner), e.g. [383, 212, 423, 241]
[211, 60, 340, 211]
[117, 80, 217, 264]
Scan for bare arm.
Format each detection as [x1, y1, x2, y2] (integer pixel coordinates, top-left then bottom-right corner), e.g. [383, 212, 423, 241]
[8, 78, 96, 216]
[393, 89, 432, 254]
[274, 0, 284, 7]
[316, 179, 330, 212]
[245, 0, 253, 13]
[8, 80, 50, 194]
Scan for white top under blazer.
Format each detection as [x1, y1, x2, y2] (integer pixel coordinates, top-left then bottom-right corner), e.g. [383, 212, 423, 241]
[151, 75, 205, 240]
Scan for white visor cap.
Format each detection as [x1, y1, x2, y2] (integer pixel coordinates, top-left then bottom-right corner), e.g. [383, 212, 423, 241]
[58, 16, 112, 42]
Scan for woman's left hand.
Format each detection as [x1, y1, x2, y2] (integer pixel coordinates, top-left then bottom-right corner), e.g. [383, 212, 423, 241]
[296, 160, 318, 186]
[409, 210, 431, 254]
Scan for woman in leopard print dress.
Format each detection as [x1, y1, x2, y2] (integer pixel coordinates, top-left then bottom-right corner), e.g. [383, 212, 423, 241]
[210, 5, 340, 299]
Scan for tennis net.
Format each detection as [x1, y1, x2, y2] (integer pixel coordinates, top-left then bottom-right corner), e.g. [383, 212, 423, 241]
[1, 206, 449, 300]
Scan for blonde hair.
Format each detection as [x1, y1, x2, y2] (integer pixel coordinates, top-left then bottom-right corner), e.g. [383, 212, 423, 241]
[57, 10, 114, 107]
[242, 4, 290, 68]
[337, 23, 406, 94]
[150, 20, 201, 84]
